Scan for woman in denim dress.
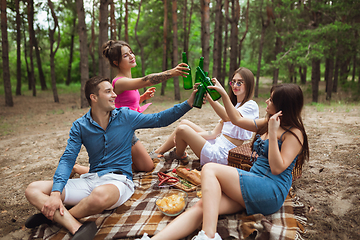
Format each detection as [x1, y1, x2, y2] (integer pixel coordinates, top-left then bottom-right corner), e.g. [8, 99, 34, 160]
[139, 83, 309, 240]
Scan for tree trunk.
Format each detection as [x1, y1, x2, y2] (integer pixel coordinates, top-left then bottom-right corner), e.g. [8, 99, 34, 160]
[273, 36, 282, 85]
[161, 0, 168, 96]
[125, 0, 129, 42]
[288, 64, 295, 83]
[326, 57, 334, 100]
[255, 19, 267, 98]
[352, 54, 357, 82]
[299, 66, 307, 85]
[110, 0, 117, 79]
[212, 0, 222, 79]
[339, 57, 351, 86]
[110, 1, 117, 39]
[99, 0, 110, 79]
[311, 59, 320, 103]
[1, 0, 13, 106]
[201, 0, 210, 72]
[76, 0, 90, 108]
[185, 0, 194, 54]
[238, 0, 250, 68]
[23, 28, 31, 90]
[228, 0, 240, 81]
[89, 0, 96, 77]
[34, 28, 47, 90]
[333, 57, 339, 93]
[172, 0, 180, 100]
[221, 0, 229, 84]
[182, 0, 187, 52]
[117, 0, 123, 40]
[15, 0, 21, 96]
[135, 0, 147, 95]
[48, 0, 60, 103]
[66, 15, 76, 86]
[27, 0, 36, 96]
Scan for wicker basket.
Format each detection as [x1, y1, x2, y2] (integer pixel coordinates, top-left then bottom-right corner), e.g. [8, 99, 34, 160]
[227, 143, 302, 180]
[227, 143, 256, 171]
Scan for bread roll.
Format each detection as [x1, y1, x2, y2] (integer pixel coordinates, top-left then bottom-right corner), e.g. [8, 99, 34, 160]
[176, 168, 201, 186]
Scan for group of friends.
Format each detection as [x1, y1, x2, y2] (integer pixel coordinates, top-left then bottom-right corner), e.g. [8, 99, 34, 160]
[24, 40, 309, 240]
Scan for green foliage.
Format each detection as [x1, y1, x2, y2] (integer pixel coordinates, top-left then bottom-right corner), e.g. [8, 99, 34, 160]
[1, 0, 359, 103]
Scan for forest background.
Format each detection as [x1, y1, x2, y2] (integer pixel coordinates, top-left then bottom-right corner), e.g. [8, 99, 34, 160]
[1, 1, 360, 240]
[1, 0, 360, 107]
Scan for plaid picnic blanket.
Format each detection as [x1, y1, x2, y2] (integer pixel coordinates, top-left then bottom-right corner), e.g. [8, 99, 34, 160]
[29, 158, 306, 240]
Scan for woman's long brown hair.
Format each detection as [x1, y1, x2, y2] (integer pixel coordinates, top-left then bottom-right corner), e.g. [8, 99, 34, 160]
[252, 84, 309, 169]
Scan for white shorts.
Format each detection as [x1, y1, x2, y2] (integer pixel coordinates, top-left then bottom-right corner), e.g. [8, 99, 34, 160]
[63, 172, 135, 210]
[200, 134, 237, 166]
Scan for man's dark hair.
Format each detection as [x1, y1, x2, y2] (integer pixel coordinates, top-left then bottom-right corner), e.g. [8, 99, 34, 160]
[85, 76, 111, 106]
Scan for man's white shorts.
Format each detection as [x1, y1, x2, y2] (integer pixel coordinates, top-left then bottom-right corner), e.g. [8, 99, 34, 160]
[63, 172, 135, 210]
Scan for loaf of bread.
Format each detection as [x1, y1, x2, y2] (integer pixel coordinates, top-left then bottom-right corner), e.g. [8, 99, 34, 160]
[176, 168, 201, 186]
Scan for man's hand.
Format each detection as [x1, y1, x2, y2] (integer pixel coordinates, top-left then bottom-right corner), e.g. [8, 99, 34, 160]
[41, 191, 64, 221]
[187, 86, 198, 107]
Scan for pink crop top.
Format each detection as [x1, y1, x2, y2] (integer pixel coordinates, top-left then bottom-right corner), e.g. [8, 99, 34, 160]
[112, 77, 152, 113]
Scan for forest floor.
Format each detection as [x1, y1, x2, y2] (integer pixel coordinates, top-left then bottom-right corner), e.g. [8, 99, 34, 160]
[0, 79, 359, 240]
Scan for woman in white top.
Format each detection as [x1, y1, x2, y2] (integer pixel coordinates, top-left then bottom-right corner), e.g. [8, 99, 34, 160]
[152, 67, 259, 166]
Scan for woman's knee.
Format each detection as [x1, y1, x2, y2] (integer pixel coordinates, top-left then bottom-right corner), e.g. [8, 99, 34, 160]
[192, 199, 204, 214]
[202, 162, 218, 175]
[179, 119, 192, 126]
[175, 124, 191, 136]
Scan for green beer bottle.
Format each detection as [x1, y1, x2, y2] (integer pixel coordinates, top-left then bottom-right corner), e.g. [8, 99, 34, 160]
[193, 83, 206, 109]
[182, 52, 193, 90]
[195, 57, 204, 83]
[196, 66, 221, 101]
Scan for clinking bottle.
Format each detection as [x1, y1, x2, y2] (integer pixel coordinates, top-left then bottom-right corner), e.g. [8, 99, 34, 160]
[195, 57, 204, 83]
[193, 83, 206, 108]
[196, 66, 221, 101]
[182, 52, 193, 90]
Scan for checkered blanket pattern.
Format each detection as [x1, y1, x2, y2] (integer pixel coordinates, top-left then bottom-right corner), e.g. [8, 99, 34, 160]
[29, 158, 306, 240]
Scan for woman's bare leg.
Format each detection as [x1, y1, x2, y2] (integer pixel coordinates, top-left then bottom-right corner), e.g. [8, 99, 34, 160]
[72, 163, 89, 175]
[151, 164, 244, 240]
[132, 141, 154, 172]
[151, 201, 203, 240]
[155, 120, 206, 154]
[201, 163, 245, 238]
[174, 125, 208, 157]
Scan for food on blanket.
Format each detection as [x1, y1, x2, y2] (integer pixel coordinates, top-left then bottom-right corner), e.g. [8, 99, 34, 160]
[157, 172, 179, 186]
[156, 189, 188, 216]
[196, 185, 202, 198]
[157, 168, 201, 192]
[176, 167, 201, 186]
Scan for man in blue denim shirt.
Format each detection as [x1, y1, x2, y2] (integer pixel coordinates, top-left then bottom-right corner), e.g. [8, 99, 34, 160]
[24, 76, 195, 239]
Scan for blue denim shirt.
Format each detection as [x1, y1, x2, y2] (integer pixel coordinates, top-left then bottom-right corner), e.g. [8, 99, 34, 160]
[52, 101, 192, 192]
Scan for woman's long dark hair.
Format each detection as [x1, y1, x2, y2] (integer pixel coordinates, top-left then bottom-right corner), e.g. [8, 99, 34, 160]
[102, 40, 133, 68]
[253, 84, 309, 169]
[228, 67, 255, 107]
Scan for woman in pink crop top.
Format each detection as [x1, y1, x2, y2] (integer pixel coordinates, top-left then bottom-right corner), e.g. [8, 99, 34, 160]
[72, 40, 189, 175]
[152, 67, 259, 166]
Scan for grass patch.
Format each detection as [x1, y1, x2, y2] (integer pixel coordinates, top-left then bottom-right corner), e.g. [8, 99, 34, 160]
[0, 117, 12, 136]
